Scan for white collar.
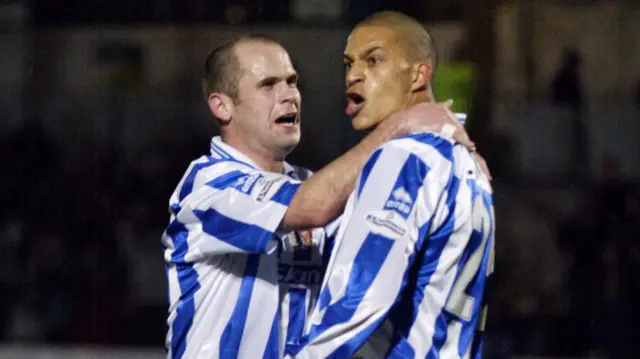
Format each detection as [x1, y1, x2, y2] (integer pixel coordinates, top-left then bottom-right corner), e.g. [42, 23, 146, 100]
[210, 136, 295, 176]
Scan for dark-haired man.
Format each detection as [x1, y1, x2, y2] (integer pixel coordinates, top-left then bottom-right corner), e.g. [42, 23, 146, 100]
[289, 12, 495, 359]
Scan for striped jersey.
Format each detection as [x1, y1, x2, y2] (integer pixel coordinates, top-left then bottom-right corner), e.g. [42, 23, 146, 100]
[288, 132, 495, 359]
[163, 136, 334, 359]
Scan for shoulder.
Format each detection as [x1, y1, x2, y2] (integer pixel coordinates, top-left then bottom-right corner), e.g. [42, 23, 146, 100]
[175, 156, 270, 200]
[185, 156, 258, 183]
[373, 132, 456, 171]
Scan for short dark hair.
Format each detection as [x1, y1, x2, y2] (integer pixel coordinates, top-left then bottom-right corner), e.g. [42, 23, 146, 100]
[357, 11, 437, 72]
[202, 34, 278, 102]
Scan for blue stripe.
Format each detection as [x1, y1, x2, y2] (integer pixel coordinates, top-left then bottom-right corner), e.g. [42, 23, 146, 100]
[164, 263, 171, 304]
[264, 307, 281, 359]
[166, 220, 190, 265]
[356, 148, 382, 198]
[194, 208, 274, 254]
[213, 142, 233, 159]
[211, 145, 228, 159]
[169, 220, 201, 359]
[470, 332, 484, 359]
[170, 203, 181, 215]
[286, 288, 308, 344]
[179, 157, 218, 202]
[399, 132, 454, 162]
[385, 153, 430, 220]
[315, 281, 333, 313]
[206, 171, 300, 206]
[322, 235, 336, 268]
[219, 254, 261, 358]
[212, 142, 258, 169]
[271, 181, 301, 206]
[206, 170, 248, 190]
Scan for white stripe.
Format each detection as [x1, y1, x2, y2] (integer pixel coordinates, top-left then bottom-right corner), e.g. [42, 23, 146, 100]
[238, 255, 279, 358]
[165, 264, 180, 353]
[280, 286, 291, 353]
[440, 320, 463, 359]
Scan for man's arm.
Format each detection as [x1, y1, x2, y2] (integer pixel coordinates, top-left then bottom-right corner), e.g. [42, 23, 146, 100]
[287, 136, 454, 358]
[282, 101, 467, 230]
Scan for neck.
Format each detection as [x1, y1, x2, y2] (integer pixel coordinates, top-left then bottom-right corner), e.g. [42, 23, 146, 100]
[368, 90, 435, 134]
[221, 132, 285, 173]
[406, 89, 435, 108]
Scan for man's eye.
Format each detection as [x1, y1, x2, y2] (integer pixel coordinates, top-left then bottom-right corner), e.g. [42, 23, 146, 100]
[367, 57, 380, 66]
[344, 62, 352, 71]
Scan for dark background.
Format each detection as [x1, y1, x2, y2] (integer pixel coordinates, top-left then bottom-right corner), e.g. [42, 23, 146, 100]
[1, 0, 639, 358]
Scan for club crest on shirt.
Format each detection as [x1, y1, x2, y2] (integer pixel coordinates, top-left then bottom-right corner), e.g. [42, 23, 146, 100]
[287, 229, 314, 248]
[300, 229, 314, 246]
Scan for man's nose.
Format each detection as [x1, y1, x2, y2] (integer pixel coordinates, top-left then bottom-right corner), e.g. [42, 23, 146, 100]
[279, 84, 299, 104]
[346, 64, 364, 88]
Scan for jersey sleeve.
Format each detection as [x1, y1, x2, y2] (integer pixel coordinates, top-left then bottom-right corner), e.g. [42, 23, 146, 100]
[287, 137, 453, 359]
[163, 159, 302, 262]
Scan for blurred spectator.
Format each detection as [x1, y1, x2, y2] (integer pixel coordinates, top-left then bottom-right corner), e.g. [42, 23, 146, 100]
[551, 48, 583, 109]
[550, 47, 588, 182]
[634, 78, 640, 108]
[116, 200, 168, 345]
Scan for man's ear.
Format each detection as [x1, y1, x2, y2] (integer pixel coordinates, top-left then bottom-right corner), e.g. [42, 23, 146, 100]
[208, 93, 234, 124]
[410, 62, 432, 92]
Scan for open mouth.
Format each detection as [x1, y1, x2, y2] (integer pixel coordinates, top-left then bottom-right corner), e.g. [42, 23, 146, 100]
[275, 113, 299, 126]
[345, 92, 366, 117]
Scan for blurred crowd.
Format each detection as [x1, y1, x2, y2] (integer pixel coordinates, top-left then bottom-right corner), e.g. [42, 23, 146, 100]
[0, 121, 210, 345]
[486, 160, 640, 359]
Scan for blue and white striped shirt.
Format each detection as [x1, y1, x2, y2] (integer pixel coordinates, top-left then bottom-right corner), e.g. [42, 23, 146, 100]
[288, 132, 495, 359]
[163, 136, 335, 359]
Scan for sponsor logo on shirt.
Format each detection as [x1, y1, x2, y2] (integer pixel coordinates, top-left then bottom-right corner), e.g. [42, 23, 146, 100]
[278, 263, 323, 286]
[233, 173, 262, 194]
[251, 177, 279, 202]
[364, 210, 409, 239]
[385, 186, 414, 215]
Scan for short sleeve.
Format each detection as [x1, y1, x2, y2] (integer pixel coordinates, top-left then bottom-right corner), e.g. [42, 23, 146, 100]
[164, 160, 302, 263]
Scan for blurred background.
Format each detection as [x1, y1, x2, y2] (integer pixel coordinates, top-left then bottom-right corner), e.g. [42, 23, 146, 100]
[1, 0, 639, 358]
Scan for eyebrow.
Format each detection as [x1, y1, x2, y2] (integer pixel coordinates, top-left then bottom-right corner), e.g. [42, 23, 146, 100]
[344, 45, 383, 62]
[286, 72, 299, 83]
[256, 72, 299, 87]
